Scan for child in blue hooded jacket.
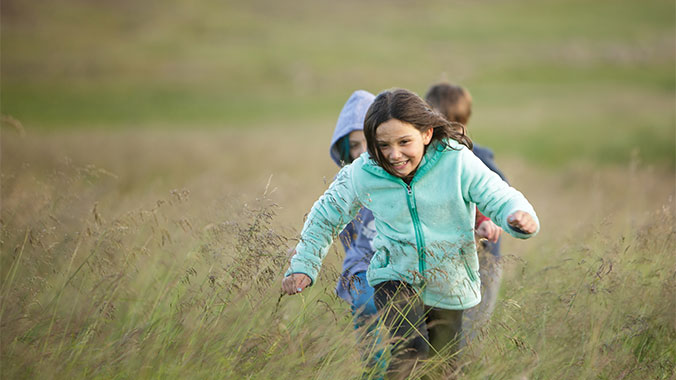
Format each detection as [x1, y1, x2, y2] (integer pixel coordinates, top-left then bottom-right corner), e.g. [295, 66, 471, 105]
[329, 90, 379, 326]
[282, 88, 539, 379]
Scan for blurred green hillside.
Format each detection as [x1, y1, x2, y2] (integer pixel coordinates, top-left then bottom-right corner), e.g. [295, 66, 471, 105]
[2, 0, 675, 166]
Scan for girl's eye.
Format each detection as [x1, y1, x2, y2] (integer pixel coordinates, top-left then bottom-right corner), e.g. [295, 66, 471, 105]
[400, 140, 409, 145]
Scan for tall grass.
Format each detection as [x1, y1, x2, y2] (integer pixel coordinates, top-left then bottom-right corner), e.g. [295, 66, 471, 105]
[460, 205, 675, 379]
[1, 129, 674, 379]
[0, 159, 360, 379]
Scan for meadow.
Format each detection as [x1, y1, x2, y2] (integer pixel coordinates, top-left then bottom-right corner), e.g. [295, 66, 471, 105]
[1, 0, 675, 378]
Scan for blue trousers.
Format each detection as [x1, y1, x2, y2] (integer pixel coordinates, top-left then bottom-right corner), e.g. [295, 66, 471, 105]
[348, 271, 378, 328]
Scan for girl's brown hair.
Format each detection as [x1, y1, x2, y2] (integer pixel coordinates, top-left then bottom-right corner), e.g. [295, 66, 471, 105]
[363, 88, 472, 175]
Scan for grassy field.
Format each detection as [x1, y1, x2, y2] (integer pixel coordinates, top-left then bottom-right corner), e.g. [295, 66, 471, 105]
[1, 129, 674, 379]
[2, 0, 675, 378]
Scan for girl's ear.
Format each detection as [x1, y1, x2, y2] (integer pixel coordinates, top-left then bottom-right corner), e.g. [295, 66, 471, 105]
[422, 128, 434, 145]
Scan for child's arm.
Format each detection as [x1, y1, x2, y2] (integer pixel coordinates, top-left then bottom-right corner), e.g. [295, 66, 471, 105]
[282, 164, 362, 295]
[460, 148, 540, 238]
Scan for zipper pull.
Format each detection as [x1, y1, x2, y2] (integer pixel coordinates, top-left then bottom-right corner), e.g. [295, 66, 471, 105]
[406, 185, 416, 210]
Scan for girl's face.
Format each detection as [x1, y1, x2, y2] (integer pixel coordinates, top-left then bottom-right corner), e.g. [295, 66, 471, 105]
[348, 130, 367, 160]
[375, 119, 433, 178]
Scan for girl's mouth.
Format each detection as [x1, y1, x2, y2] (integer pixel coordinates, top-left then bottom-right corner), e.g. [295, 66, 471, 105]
[391, 160, 409, 170]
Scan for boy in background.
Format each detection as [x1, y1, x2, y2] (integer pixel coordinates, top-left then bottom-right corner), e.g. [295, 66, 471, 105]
[425, 83, 508, 338]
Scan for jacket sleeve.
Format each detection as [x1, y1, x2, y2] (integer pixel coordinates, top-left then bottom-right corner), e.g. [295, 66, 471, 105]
[472, 145, 508, 183]
[285, 164, 363, 284]
[459, 148, 539, 239]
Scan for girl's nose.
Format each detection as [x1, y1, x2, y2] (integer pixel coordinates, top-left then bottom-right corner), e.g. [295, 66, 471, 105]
[388, 148, 402, 160]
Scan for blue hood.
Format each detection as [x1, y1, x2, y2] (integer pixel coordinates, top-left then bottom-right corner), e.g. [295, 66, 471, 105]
[329, 90, 375, 166]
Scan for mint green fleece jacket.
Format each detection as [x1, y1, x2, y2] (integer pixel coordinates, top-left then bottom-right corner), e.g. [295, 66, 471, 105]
[286, 139, 539, 310]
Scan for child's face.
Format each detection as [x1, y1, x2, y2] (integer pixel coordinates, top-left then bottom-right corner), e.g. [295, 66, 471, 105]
[348, 130, 367, 161]
[375, 119, 433, 178]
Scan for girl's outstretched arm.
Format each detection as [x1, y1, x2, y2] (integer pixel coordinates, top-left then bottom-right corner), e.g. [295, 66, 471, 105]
[460, 147, 540, 238]
[282, 164, 362, 294]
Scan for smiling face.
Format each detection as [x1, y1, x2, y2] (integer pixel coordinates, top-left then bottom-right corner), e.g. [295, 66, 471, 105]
[375, 119, 433, 178]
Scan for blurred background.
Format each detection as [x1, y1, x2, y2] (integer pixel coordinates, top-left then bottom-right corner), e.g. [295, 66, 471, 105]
[3, 0, 674, 166]
[1, 0, 675, 378]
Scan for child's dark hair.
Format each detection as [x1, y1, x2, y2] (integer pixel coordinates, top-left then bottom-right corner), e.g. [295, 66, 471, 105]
[364, 88, 472, 175]
[424, 83, 472, 125]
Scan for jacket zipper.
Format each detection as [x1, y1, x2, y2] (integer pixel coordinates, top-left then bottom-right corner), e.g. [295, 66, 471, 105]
[404, 183, 426, 284]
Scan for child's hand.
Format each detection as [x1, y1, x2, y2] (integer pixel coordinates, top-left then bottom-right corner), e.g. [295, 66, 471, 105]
[476, 219, 501, 243]
[281, 273, 311, 295]
[507, 211, 538, 234]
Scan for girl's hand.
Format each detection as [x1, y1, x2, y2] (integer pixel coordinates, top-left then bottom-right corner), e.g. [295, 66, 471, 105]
[281, 273, 312, 295]
[476, 219, 501, 243]
[507, 211, 538, 234]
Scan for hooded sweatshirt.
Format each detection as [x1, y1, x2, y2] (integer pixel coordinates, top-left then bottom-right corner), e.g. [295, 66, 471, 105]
[286, 139, 539, 310]
[329, 90, 377, 304]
